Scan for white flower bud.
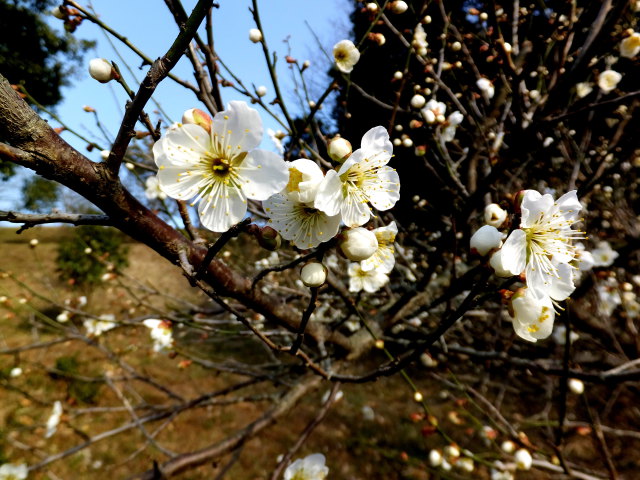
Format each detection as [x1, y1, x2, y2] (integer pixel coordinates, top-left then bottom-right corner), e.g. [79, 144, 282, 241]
[568, 378, 584, 394]
[56, 311, 70, 323]
[501, 440, 516, 453]
[89, 58, 116, 83]
[410, 94, 426, 109]
[182, 108, 212, 132]
[29, 238, 39, 247]
[390, 1, 408, 14]
[302, 60, 311, 69]
[248, 28, 262, 43]
[51, 6, 66, 19]
[125, 162, 135, 170]
[328, 136, 352, 162]
[402, 137, 413, 148]
[393, 71, 403, 80]
[300, 262, 327, 288]
[339, 228, 378, 261]
[484, 203, 507, 227]
[514, 449, 532, 470]
[620, 32, 640, 59]
[470, 225, 502, 255]
[100, 150, 111, 161]
[477, 77, 495, 98]
[413, 391, 423, 402]
[444, 445, 460, 460]
[255, 85, 267, 97]
[576, 82, 593, 98]
[451, 41, 462, 51]
[10, 367, 23, 377]
[429, 449, 443, 467]
[366, 2, 378, 12]
[457, 458, 474, 473]
[393, 138, 402, 147]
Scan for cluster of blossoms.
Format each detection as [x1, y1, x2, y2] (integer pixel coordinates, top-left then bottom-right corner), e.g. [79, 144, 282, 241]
[470, 190, 585, 342]
[152, 102, 401, 292]
[0, 463, 28, 480]
[142, 319, 174, 353]
[84, 313, 117, 337]
[420, 99, 464, 142]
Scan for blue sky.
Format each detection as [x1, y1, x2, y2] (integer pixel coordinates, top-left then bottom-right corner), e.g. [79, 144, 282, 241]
[1, 0, 350, 210]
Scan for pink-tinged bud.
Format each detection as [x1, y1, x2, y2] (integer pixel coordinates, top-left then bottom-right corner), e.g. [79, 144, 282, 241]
[83, 105, 95, 112]
[89, 58, 117, 83]
[300, 262, 327, 287]
[255, 226, 282, 251]
[181, 108, 212, 133]
[368, 32, 386, 46]
[339, 228, 378, 261]
[328, 136, 352, 163]
[414, 145, 427, 156]
[513, 190, 526, 214]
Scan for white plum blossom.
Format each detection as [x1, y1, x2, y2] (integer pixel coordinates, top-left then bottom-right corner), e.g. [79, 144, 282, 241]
[361, 221, 397, 273]
[441, 111, 464, 142]
[591, 241, 618, 267]
[575, 242, 595, 271]
[145, 175, 167, 200]
[470, 225, 502, 256]
[263, 162, 341, 249]
[484, 203, 507, 227]
[339, 227, 379, 261]
[598, 70, 622, 94]
[283, 453, 328, 480]
[552, 325, 580, 345]
[620, 32, 640, 58]
[153, 101, 289, 232]
[575, 82, 593, 98]
[314, 127, 400, 227]
[45, 401, 63, 439]
[0, 463, 28, 480]
[143, 319, 174, 353]
[477, 77, 495, 99]
[499, 190, 582, 301]
[510, 288, 555, 342]
[421, 99, 447, 124]
[333, 40, 360, 74]
[84, 314, 117, 337]
[348, 263, 389, 293]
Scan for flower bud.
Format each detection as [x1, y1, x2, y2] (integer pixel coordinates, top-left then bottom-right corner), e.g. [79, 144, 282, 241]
[410, 94, 426, 109]
[100, 150, 111, 161]
[182, 108, 212, 133]
[339, 228, 378, 261]
[256, 85, 268, 97]
[366, 2, 378, 12]
[470, 225, 502, 256]
[89, 58, 117, 83]
[51, 6, 66, 19]
[368, 32, 386, 46]
[328, 136, 352, 162]
[255, 226, 282, 251]
[484, 203, 507, 227]
[428, 449, 443, 467]
[501, 440, 516, 453]
[300, 262, 327, 287]
[248, 28, 262, 43]
[514, 449, 532, 470]
[390, 1, 408, 14]
[568, 378, 584, 394]
[29, 238, 39, 248]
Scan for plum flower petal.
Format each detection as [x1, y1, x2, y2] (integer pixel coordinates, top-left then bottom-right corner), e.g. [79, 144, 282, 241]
[348, 263, 389, 293]
[333, 40, 360, 73]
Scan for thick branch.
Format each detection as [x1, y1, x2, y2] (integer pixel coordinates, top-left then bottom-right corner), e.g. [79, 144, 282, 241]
[0, 209, 111, 232]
